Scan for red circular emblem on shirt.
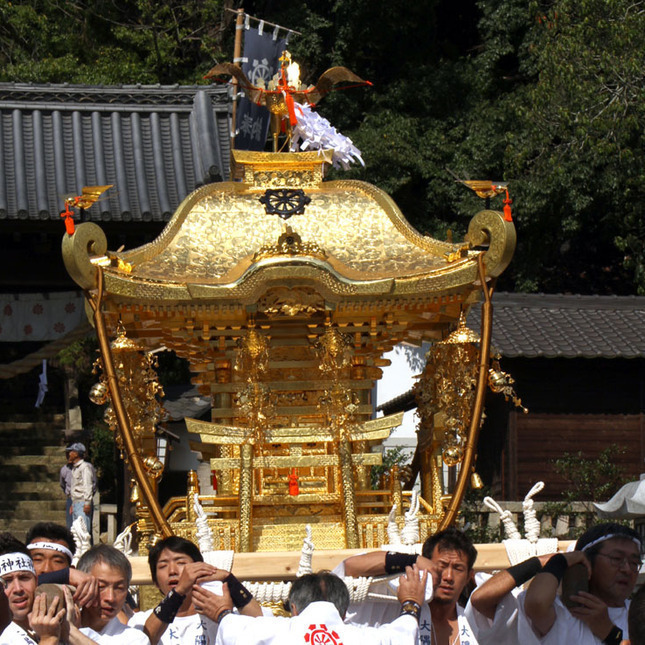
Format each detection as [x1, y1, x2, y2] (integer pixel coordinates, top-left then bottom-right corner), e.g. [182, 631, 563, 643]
[304, 624, 343, 645]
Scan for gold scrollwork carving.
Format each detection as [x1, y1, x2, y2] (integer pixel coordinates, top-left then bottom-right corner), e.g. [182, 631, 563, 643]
[466, 210, 517, 277]
[62, 222, 108, 290]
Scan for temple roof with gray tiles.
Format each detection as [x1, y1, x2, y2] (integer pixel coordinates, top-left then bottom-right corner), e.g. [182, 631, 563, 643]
[0, 83, 231, 223]
[468, 293, 645, 359]
[378, 293, 645, 414]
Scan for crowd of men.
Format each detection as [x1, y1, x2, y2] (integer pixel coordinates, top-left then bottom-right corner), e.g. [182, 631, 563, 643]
[0, 519, 642, 645]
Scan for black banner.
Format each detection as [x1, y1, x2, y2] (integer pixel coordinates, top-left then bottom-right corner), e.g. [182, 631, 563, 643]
[235, 25, 286, 151]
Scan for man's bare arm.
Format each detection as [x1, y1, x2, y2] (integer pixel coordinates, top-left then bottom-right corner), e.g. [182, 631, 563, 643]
[343, 551, 388, 577]
[524, 552, 591, 637]
[470, 554, 551, 620]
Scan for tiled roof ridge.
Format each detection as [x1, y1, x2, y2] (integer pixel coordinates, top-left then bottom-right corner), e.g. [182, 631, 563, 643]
[491, 292, 645, 311]
[0, 82, 229, 108]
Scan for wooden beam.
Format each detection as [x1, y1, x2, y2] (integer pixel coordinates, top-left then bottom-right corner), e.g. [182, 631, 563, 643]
[129, 542, 575, 585]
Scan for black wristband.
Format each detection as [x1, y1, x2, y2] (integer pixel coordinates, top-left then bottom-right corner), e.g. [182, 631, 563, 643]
[507, 556, 542, 586]
[603, 625, 623, 645]
[541, 553, 568, 583]
[224, 573, 253, 609]
[216, 608, 233, 624]
[400, 600, 421, 621]
[153, 588, 186, 623]
[384, 552, 419, 574]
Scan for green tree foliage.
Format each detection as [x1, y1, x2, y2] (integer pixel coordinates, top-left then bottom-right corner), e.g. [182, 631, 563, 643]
[0, 0, 232, 83]
[503, 0, 645, 293]
[540, 444, 629, 536]
[552, 444, 627, 505]
[370, 446, 411, 489]
[259, 0, 645, 294]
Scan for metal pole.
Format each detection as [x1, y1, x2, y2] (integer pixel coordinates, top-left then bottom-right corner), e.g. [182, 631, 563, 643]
[439, 254, 494, 529]
[88, 269, 172, 538]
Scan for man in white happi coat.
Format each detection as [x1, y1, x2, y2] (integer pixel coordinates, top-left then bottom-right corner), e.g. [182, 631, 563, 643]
[77, 544, 149, 644]
[337, 527, 478, 645]
[523, 523, 641, 645]
[128, 536, 263, 645]
[213, 567, 427, 645]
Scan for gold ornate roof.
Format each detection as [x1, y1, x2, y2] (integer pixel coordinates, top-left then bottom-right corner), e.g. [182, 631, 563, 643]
[64, 151, 515, 327]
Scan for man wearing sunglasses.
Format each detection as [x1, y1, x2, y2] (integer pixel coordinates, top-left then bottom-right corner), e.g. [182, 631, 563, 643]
[524, 522, 642, 644]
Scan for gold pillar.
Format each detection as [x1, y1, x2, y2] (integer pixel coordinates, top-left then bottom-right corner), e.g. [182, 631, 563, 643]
[339, 436, 359, 548]
[213, 359, 233, 495]
[90, 269, 172, 538]
[186, 470, 200, 523]
[390, 464, 403, 515]
[238, 443, 254, 551]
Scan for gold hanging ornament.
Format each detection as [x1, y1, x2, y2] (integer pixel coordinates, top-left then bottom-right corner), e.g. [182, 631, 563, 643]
[427, 312, 480, 467]
[233, 328, 276, 451]
[488, 354, 528, 413]
[90, 322, 166, 454]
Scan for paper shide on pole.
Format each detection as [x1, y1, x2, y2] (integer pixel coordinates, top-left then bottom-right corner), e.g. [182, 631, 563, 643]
[206, 41, 372, 165]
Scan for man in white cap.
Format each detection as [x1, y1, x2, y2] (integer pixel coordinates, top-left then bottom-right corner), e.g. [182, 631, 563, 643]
[67, 443, 95, 538]
[523, 522, 642, 644]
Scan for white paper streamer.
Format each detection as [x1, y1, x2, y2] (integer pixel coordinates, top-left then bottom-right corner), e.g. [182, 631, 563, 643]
[291, 103, 364, 170]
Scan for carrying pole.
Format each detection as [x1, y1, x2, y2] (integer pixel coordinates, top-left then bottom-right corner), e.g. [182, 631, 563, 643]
[439, 254, 495, 529]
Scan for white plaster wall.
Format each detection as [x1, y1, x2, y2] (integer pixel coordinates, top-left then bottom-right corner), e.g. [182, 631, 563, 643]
[376, 342, 429, 443]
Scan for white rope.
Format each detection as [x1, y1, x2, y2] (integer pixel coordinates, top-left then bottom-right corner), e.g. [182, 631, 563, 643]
[401, 491, 420, 546]
[296, 525, 314, 577]
[483, 496, 521, 540]
[386, 504, 402, 546]
[203, 550, 234, 572]
[343, 576, 374, 603]
[523, 482, 544, 544]
[243, 581, 291, 603]
[193, 494, 215, 555]
[484, 483, 558, 566]
[113, 523, 133, 557]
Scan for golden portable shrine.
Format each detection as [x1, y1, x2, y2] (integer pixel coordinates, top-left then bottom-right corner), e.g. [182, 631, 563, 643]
[61, 52, 518, 561]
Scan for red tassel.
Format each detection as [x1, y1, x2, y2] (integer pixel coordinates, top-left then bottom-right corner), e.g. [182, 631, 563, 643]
[288, 468, 299, 496]
[503, 189, 513, 222]
[61, 208, 75, 235]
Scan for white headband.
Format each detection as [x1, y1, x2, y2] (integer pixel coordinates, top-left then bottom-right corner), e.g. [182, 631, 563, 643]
[27, 542, 74, 562]
[579, 533, 642, 552]
[0, 553, 36, 577]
